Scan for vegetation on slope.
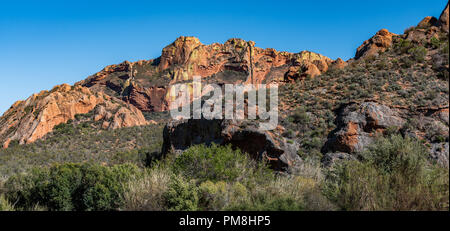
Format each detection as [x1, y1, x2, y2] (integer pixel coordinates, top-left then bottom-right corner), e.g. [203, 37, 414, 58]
[1, 136, 447, 211]
[0, 119, 164, 178]
[279, 33, 449, 163]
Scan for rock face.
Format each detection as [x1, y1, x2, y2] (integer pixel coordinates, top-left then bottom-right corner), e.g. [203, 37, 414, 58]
[158, 37, 333, 84]
[125, 83, 169, 112]
[0, 84, 148, 148]
[321, 101, 449, 168]
[355, 29, 397, 60]
[405, 4, 450, 43]
[354, 4, 448, 60]
[417, 16, 439, 29]
[323, 102, 405, 153]
[1, 36, 341, 147]
[439, 3, 449, 32]
[162, 119, 301, 172]
[77, 36, 336, 113]
[330, 58, 348, 70]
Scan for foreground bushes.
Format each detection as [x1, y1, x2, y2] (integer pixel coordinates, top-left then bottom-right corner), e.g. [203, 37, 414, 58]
[4, 163, 140, 211]
[121, 167, 170, 211]
[325, 135, 449, 211]
[0, 194, 14, 211]
[173, 144, 269, 183]
[122, 144, 333, 211]
[2, 137, 448, 211]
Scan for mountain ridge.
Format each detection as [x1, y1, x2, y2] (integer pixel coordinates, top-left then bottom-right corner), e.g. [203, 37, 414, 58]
[0, 3, 448, 149]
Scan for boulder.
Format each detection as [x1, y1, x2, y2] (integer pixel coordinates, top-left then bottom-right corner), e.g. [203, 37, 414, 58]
[162, 119, 301, 172]
[284, 62, 321, 82]
[330, 58, 348, 70]
[355, 29, 397, 60]
[77, 36, 334, 113]
[430, 142, 449, 168]
[323, 102, 405, 153]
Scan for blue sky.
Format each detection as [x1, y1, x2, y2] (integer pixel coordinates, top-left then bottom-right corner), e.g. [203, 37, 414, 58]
[0, 0, 447, 114]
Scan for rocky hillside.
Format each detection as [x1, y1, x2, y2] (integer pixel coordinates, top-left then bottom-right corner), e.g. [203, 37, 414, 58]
[76, 36, 341, 112]
[0, 84, 148, 148]
[277, 3, 449, 169]
[162, 4, 449, 171]
[0, 36, 343, 148]
[0, 3, 448, 174]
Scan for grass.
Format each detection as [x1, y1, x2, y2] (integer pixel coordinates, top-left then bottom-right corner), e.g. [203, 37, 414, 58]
[324, 135, 449, 211]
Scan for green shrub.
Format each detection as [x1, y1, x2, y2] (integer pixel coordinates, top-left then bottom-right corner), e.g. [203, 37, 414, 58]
[227, 174, 334, 211]
[122, 167, 171, 211]
[290, 107, 310, 124]
[383, 126, 399, 136]
[4, 163, 140, 211]
[394, 39, 413, 54]
[4, 167, 50, 210]
[198, 180, 249, 211]
[173, 144, 258, 183]
[163, 175, 198, 211]
[325, 135, 449, 210]
[430, 37, 441, 49]
[0, 194, 14, 211]
[408, 46, 427, 62]
[404, 26, 415, 34]
[52, 123, 75, 135]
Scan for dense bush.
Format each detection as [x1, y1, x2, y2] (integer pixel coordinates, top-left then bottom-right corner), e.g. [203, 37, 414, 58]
[4, 163, 140, 211]
[122, 167, 171, 211]
[408, 46, 427, 62]
[120, 144, 334, 211]
[0, 194, 14, 211]
[173, 144, 262, 183]
[325, 135, 449, 211]
[163, 175, 199, 211]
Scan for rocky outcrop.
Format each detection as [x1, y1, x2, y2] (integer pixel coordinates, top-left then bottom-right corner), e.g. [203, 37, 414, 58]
[406, 19, 441, 42]
[159, 37, 333, 84]
[354, 4, 448, 61]
[284, 51, 333, 82]
[1, 35, 340, 148]
[76, 36, 335, 113]
[405, 4, 449, 43]
[330, 58, 348, 70]
[162, 119, 301, 172]
[322, 102, 449, 168]
[355, 29, 397, 60]
[91, 100, 149, 130]
[439, 3, 449, 32]
[323, 102, 405, 153]
[0, 84, 148, 148]
[417, 16, 439, 29]
[125, 84, 169, 112]
[109, 105, 148, 129]
[430, 142, 449, 168]
[79, 61, 134, 89]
